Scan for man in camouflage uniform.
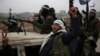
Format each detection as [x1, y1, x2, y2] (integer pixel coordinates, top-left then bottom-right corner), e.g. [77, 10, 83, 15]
[82, 9, 100, 56]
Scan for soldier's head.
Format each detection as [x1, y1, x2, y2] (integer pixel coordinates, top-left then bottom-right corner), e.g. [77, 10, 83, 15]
[89, 9, 96, 18]
[48, 7, 55, 14]
[39, 5, 49, 18]
[52, 20, 66, 33]
[46, 7, 56, 20]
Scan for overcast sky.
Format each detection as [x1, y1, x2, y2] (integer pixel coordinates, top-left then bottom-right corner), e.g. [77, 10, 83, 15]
[0, 0, 100, 13]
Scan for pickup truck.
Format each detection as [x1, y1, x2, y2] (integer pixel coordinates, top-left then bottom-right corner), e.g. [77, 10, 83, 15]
[0, 32, 47, 56]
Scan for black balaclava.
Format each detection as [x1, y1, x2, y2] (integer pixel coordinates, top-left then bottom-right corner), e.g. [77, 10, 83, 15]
[40, 5, 49, 18]
[48, 7, 57, 20]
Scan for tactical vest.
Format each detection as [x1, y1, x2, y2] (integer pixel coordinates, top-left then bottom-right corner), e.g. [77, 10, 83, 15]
[87, 18, 99, 33]
[50, 32, 71, 56]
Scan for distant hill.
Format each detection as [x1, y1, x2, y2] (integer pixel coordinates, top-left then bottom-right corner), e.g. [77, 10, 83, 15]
[0, 13, 9, 20]
[97, 12, 100, 17]
[0, 12, 33, 21]
[14, 12, 33, 20]
[0, 12, 100, 21]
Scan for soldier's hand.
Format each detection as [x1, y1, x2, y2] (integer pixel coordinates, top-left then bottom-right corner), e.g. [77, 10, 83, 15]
[2, 29, 9, 46]
[69, 7, 77, 17]
[84, 31, 92, 38]
[90, 40, 97, 48]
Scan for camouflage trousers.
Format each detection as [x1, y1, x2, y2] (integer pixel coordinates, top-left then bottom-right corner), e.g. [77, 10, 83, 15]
[82, 39, 97, 56]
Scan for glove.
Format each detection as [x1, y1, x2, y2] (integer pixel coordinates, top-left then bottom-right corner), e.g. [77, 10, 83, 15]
[90, 40, 97, 48]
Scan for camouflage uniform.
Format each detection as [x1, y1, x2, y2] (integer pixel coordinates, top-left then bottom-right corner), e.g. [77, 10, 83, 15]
[82, 9, 100, 56]
[33, 17, 54, 34]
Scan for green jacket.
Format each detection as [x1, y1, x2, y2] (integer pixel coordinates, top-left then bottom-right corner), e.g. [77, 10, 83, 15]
[33, 18, 54, 34]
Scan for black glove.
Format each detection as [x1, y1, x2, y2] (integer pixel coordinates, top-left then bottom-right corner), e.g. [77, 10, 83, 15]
[82, 10, 86, 15]
[90, 40, 97, 48]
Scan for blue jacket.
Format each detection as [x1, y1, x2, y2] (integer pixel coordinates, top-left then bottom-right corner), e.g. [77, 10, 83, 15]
[62, 16, 81, 56]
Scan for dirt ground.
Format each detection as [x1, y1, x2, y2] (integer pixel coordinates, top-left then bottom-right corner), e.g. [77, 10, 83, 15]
[96, 38, 100, 52]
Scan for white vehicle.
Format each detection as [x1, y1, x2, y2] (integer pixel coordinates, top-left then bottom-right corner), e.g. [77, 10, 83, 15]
[0, 32, 47, 56]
